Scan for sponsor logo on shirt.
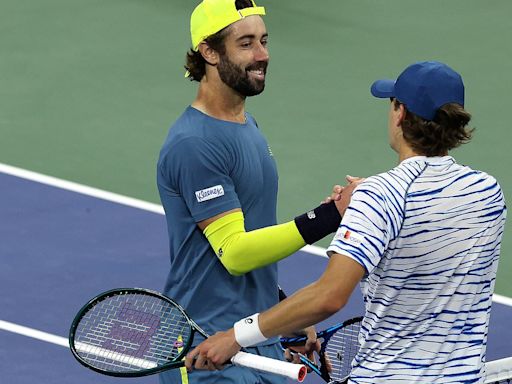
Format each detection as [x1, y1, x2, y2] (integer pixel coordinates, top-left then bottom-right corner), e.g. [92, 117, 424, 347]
[195, 185, 225, 203]
[335, 229, 363, 245]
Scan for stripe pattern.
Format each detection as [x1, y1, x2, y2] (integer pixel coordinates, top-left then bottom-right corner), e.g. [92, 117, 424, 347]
[328, 156, 507, 383]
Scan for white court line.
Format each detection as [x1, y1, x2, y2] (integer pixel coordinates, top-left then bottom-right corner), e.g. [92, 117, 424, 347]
[0, 319, 68, 348]
[0, 163, 164, 215]
[1, 161, 511, 310]
[0, 320, 157, 369]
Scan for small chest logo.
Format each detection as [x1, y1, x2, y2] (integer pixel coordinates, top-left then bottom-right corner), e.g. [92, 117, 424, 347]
[195, 185, 225, 203]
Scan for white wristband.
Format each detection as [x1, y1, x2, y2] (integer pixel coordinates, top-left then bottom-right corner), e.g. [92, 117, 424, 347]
[234, 313, 268, 347]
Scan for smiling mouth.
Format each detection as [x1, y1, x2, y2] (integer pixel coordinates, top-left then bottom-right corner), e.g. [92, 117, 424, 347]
[247, 68, 266, 81]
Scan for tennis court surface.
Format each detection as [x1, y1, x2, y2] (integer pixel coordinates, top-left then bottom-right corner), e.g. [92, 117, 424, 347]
[1, 164, 512, 383]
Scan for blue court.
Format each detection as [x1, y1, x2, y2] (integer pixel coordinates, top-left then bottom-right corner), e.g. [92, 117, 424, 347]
[1, 167, 511, 384]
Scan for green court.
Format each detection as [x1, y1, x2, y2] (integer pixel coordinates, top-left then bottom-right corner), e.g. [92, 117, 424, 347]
[1, 0, 511, 296]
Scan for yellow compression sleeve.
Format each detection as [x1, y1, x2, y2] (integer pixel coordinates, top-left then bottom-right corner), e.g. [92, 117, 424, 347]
[203, 211, 306, 276]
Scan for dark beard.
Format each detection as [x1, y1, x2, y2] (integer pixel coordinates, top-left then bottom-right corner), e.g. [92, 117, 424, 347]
[217, 54, 267, 97]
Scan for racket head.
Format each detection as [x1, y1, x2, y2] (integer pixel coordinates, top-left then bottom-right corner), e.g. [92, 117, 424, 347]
[319, 316, 363, 382]
[69, 288, 195, 377]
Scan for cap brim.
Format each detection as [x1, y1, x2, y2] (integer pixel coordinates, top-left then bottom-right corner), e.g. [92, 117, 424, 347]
[370, 79, 396, 98]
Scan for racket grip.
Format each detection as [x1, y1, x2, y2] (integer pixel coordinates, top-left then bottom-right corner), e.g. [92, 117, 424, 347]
[231, 351, 307, 382]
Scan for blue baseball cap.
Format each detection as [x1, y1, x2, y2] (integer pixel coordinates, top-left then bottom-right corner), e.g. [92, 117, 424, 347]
[370, 61, 465, 121]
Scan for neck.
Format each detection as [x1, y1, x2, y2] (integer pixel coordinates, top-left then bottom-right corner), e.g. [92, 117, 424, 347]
[192, 74, 247, 124]
[398, 147, 418, 163]
[397, 147, 449, 163]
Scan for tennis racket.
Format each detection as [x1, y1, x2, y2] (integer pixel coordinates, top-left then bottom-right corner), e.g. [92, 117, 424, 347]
[69, 288, 307, 381]
[281, 316, 363, 383]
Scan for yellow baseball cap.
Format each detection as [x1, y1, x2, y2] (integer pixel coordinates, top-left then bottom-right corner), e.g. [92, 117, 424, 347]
[190, 0, 266, 51]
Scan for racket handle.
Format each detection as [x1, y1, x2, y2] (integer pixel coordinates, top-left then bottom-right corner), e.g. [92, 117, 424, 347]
[231, 351, 307, 382]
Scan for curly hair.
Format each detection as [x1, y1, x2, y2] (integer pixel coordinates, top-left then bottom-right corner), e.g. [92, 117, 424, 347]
[185, 0, 256, 82]
[394, 99, 474, 156]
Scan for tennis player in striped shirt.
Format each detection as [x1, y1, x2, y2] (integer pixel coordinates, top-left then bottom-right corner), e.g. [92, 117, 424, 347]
[186, 61, 507, 383]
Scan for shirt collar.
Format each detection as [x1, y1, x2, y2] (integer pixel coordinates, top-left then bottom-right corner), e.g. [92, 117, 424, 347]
[400, 155, 456, 166]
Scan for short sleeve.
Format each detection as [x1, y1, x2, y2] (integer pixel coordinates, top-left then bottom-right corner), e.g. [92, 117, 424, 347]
[159, 136, 241, 222]
[327, 179, 397, 274]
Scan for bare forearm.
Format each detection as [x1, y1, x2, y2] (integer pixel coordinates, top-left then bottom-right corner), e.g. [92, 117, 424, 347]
[259, 254, 364, 338]
[259, 281, 339, 337]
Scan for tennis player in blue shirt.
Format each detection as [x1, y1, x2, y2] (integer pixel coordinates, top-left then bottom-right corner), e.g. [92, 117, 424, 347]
[157, 1, 355, 383]
[186, 61, 507, 383]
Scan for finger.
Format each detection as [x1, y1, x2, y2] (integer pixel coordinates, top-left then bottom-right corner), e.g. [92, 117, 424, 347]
[212, 361, 226, 370]
[185, 347, 201, 371]
[322, 196, 332, 204]
[292, 353, 302, 364]
[346, 175, 364, 183]
[283, 348, 293, 362]
[332, 184, 343, 193]
[206, 359, 217, 371]
[194, 354, 209, 370]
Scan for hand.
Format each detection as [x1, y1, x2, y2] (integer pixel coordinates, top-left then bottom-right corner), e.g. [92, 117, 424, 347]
[322, 184, 344, 204]
[337, 175, 365, 216]
[323, 176, 365, 204]
[185, 328, 241, 371]
[283, 326, 320, 368]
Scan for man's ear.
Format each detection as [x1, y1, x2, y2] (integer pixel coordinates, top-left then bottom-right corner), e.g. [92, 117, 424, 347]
[197, 42, 219, 66]
[397, 103, 407, 126]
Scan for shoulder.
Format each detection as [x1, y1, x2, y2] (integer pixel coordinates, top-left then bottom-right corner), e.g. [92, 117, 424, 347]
[160, 108, 228, 161]
[358, 167, 412, 198]
[245, 112, 257, 125]
[460, 165, 506, 203]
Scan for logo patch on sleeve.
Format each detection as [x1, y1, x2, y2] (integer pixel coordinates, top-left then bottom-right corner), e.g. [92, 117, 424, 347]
[195, 185, 224, 202]
[335, 229, 364, 245]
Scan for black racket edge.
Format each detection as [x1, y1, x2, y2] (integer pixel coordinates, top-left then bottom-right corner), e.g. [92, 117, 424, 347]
[282, 316, 364, 383]
[280, 316, 363, 347]
[319, 316, 363, 383]
[68, 287, 197, 378]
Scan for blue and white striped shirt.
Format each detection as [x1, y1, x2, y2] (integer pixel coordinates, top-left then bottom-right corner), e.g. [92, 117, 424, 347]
[328, 156, 507, 383]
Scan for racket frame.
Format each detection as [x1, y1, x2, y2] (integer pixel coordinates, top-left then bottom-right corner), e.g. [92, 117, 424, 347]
[281, 316, 363, 383]
[69, 287, 199, 377]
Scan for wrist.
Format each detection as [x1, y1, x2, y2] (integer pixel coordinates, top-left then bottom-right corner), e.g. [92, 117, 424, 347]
[294, 200, 342, 244]
[233, 313, 268, 347]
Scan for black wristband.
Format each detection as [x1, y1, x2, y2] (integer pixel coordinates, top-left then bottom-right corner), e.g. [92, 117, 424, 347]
[294, 201, 342, 245]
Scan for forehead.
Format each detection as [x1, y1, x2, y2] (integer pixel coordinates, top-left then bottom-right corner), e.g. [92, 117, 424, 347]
[225, 15, 267, 41]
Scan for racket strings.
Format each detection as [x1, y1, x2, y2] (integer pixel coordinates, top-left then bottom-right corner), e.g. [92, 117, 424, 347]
[74, 293, 192, 373]
[323, 322, 361, 381]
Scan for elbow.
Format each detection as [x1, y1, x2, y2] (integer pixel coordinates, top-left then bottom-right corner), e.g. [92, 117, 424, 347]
[224, 266, 246, 276]
[219, 256, 249, 276]
[316, 287, 347, 317]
